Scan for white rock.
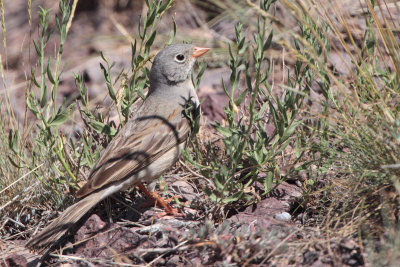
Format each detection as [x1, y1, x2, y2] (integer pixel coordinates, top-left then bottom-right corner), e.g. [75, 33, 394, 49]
[274, 212, 291, 221]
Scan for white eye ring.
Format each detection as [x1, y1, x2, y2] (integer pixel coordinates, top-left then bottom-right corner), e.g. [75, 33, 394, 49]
[175, 54, 185, 62]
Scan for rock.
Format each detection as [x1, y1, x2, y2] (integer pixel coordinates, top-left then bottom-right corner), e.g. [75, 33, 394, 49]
[2, 254, 27, 267]
[274, 212, 291, 221]
[166, 255, 181, 266]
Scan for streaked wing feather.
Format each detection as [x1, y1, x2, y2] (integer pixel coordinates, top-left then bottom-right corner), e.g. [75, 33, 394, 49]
[76, 107, 190, 198]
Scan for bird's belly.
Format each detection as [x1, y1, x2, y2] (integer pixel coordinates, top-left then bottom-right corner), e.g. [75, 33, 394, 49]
[128, 142, 186, 186]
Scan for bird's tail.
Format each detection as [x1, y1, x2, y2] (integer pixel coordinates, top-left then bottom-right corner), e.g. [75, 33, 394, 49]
[26, 189, 104, 252]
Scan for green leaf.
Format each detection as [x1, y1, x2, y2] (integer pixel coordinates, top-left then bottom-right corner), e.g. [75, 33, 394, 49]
[168, 17, 177, 45]
[235, 23, 243, 41]
[32, 74, 40, 88]
[144, 9, 157, 30]
[214, 124, 233, 138]
[263, 30, 273, 50]
[222, 190, 243, 204]
[26, 93, 40, 118]
[107, 84, 117, 102]
[8, 130, 19, 153]
[159, 0, 171, 13]
[88, 121, 117, 136]
[46, 57, 55, 85]
[238, 38, 246, 54]
[40, 83, 47, 108]
[33, 40, 41, 56]
[264, 171, 274, 193]
[269, 102, 282, 136]
[48, 105, 74, 126]
[256, 101, 269, 118]
[220, 81, 230, 100]
[196, 61, 206, 82]
[245, 66, 253, 92]
[8, 156, 23, 168]
[204, 187, 219, 202]
[280, 120, 301, 144]
[100, 51, 107, 62]
[137, 90, 145, 100]
[131, 40, 137, 68]
[234, 89, 247, 106]
[228, 44, 234, 62]
[295, 132, 301, 158]
[145, 9, 157, 29]
[145, 31, 156, 49]
[214, 175, 225, 191]
[136, 55, 144, 64]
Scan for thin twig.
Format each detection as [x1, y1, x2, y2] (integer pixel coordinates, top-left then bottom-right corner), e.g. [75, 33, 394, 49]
[179, 159, 206, 180]
[137, 240, 189, 254]
[65, 0, 78, 35]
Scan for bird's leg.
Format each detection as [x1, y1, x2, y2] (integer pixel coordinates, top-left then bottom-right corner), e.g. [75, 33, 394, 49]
[136, 183, 183, 217]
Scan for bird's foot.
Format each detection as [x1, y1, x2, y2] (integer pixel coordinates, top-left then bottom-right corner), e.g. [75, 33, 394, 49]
[137, 183, 184, 217]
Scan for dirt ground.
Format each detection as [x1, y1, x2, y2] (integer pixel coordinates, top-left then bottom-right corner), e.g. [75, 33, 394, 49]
[0, 0, 382, 266]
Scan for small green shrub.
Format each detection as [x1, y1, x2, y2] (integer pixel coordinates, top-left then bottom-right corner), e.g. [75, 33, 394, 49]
[183, 0, 328, 215]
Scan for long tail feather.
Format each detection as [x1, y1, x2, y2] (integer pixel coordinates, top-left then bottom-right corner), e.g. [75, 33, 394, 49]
[26, 189, 104, 252]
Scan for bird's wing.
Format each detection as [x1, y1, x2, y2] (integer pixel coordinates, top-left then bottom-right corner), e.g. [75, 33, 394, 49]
[76, 106, 190, 198]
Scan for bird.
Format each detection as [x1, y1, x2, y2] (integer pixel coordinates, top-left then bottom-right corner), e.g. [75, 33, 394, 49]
[26, 44, 210, 251]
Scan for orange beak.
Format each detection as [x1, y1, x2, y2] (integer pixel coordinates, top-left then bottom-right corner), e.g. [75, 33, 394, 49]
[192, 47, 210, 58]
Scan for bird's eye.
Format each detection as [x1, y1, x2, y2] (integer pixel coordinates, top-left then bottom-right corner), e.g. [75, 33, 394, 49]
[175, 54, 185, 62]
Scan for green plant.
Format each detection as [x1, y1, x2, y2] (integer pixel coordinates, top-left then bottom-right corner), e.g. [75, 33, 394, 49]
[76, 0, 176, 137]
[6, 0, 76, 201]
[184, 0, 317, 212]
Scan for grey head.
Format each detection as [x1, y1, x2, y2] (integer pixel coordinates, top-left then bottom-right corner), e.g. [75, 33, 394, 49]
[149, 44, 210, 92]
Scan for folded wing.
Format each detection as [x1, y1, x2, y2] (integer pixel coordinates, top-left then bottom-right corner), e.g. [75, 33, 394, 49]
[76, 106, 190, 198]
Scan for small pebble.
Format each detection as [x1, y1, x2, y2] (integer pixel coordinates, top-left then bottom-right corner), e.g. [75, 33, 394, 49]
[274, 212, 291, 221]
